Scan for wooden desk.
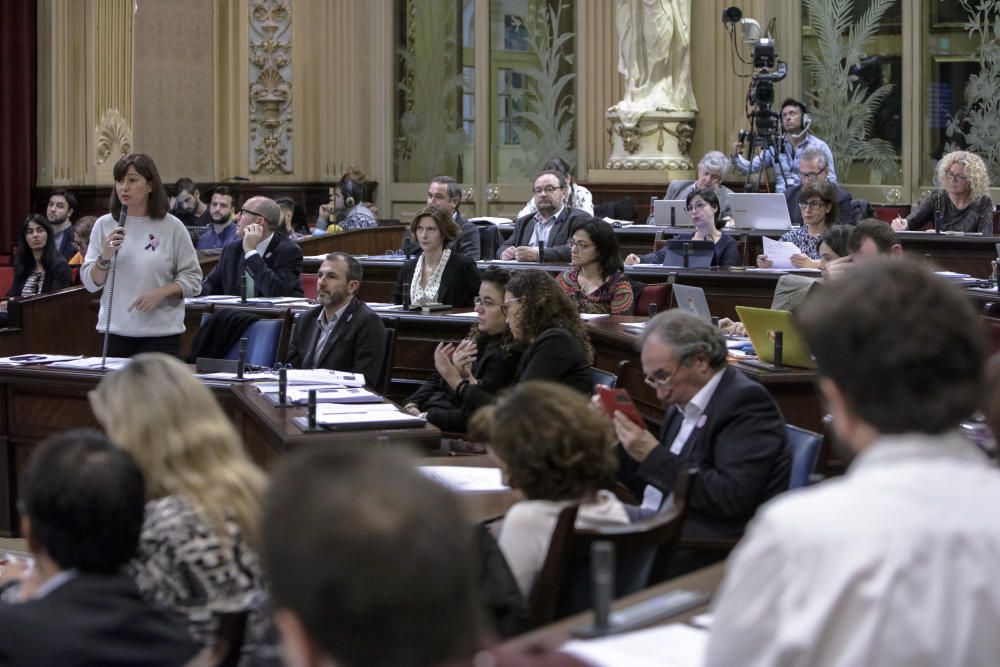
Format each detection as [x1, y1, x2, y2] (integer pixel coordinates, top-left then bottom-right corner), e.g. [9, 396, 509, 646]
[418, 454, 518, 523]
[504, 562, 724, 651]
[298, 226, 406, 258]
[0, 364, 440, 537]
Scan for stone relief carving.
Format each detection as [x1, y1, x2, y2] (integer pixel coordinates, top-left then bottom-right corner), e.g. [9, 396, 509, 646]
[250, 0, 293, 174]
[96, 109, 133, 165]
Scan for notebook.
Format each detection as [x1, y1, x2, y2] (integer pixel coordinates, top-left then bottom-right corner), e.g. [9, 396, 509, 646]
[735, 306, 816, 369]
[728, 193, 792, 230]
[652, 199, 693, 227]
[662, 240, 715, 268]
[671, 283, 712, 321]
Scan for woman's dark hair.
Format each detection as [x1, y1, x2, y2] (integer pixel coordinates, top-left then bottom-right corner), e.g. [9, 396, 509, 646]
[818, 224, 852, 258]
[470, 266, 515, 352]
[569, 216, 623, 278]
[799, 181, 839, 227]
[14, 214, 63, 286]
[469, 381, 617, 500]
[506, 270, 593, 363]
[686, 187, 723, 230]
[110, 153, 168, 219]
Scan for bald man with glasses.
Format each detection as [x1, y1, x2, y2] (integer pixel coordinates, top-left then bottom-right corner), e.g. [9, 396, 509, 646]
[609, 311, 789, 569]
[202, 195, 305, 297]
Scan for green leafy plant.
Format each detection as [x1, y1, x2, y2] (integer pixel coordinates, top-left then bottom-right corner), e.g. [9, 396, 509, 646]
[508, 0, 577, 178]
[945, 0, 1000, 182]
[802, 0, 900, 182]
[395, 0, 468, 182]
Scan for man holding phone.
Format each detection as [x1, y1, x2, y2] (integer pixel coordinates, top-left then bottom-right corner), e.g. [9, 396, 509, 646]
[201, 195, 304, 298]
[610, 311, 790, 566]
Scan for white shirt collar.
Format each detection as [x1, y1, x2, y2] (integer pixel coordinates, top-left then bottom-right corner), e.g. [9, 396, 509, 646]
[535, 205, 565, 224]
[678, 367, 726, 420]
[318, 297, 352, 327]
[255, 233, 274, 256]
[37, 568, 78, 598]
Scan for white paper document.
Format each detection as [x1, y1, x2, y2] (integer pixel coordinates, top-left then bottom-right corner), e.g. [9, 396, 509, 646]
[0, 354, 83, 366]
[312, 407, 425, 428]
[49, 357, 131, 371]
[761, 235, 803, 270]
[287, 387, 382, 404]
[445, 311, 478, 319]
[419, 466, 509, 493]
[467, 217, 513, 226]
[246, 369, 365, 387]
[562, 623, 708, 667]
[580, 313, 610, 320]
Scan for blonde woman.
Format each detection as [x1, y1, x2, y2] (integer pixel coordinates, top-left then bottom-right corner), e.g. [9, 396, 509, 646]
[89, 353, 267, 649]
[892, 150, 994, 234]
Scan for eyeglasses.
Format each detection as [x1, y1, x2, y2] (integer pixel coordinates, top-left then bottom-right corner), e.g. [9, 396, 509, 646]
[568, 239, 593, 250]
[500, 296, 524, 317]
[945, 170, 968, 183]
[800, 170, 825, 181]
[685, 201, 710, 214]
[532, 186, 561, 195]
[798, 199, 828, 211]
[238, 208, 265, 218]
[643, 369, 675, 390]
[474, 296, 500, 309]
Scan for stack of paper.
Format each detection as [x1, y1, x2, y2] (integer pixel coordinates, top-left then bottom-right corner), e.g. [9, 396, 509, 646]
[282, 387, 382, 404]
[760, 236, 803, 270]
[580, 313, 610, 321]
[419, 466, 509, 493]
[49, 357, 131, 371]
[561, 623, 708, 667]
[303, 403, 426, 430]
[0, 354, 83, 366]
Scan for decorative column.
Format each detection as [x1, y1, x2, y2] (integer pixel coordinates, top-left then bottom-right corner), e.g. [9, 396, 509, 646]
[249, 0, 293, 175]
[91, 0, 134, 183]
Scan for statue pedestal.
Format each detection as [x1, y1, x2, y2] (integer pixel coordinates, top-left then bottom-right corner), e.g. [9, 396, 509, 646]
[606, 109, 696, 171]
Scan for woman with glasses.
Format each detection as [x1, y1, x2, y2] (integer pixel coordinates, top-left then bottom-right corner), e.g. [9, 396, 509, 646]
[891, 150, 993, 234]
[556, 217, 633, 315]
[392, 205, 481, 308]
[469, 381, 628, 599]
[80, 153, 203, 357]
[463, 270, 593, 411]
[757, 181, 839, 269]
[402, 267, 521, 432]
[89, 353, 269, 656]
[625, 188, 741, 268]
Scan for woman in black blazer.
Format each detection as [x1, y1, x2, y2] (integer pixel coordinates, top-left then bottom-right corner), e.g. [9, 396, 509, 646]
[392, 205, 481, 307]
[6, 214, 72, 301]
[462, 270, 593, 413]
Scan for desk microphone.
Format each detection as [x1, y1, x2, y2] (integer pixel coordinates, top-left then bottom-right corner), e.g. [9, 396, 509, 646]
[590, 541, 614, 633]
[240, 272, 248, 303]
[237, 338, 248, 379]
[682, 242, 692, 269]
[538, 240, 545, 263]
[278, 367, 288, 406]
[308, 389, 317, 429]
[772, 330, 784, 369]
[648, 303, 658, 318]
[100, 205, 128, 372]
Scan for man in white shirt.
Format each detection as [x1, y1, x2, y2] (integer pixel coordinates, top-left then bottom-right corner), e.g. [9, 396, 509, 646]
[611, 311, 789, 555]
[706, 258, 1000, 667]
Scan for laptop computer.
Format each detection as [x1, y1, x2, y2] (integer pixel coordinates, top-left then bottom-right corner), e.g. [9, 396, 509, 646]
[671, 283, 712, 321]
[662, 240, 714, 268]
[728, 193, 793, 231]
[735, 305, 817, 369]
[652, 199, 693, 227]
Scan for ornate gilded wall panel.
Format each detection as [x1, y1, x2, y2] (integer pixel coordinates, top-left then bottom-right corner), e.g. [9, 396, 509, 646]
[249, 0, 292, 174]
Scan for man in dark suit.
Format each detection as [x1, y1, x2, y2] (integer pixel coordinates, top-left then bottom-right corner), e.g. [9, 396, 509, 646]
[202, 195, 305, 297]
[402, 176, 481, 260]
[497, 170, 588, 262]
[610, 311, 790, 544]
[0, 429, 199, 666]
[784, 148, 854, 225]
[286, 252, 386, 387]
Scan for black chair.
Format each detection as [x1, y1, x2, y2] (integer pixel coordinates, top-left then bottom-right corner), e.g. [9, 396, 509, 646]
[786, 424, 822, 490]
[375, 318, 398, 395]
[530, 469, 697, 626]
[590, 366, 618, 391]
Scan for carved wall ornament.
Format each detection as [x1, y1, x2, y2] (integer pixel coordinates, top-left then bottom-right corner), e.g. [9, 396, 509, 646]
[249, 0, 293, 174]
[95, 109, 133, 165]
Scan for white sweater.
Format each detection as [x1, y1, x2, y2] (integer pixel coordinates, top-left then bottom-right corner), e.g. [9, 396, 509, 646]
[81, 213, 202, 337]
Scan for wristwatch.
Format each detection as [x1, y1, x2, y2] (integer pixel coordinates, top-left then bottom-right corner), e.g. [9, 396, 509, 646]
[96, 257, 111, 270]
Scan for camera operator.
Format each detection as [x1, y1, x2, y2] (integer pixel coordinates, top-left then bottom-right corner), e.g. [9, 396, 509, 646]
[730, 98, 837, 193]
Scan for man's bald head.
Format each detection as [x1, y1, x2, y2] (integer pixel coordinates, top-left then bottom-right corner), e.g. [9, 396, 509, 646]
[243, 196, 282, 232]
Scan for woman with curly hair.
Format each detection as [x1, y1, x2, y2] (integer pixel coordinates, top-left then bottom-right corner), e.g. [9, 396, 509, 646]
[892, 150, 994, 234]
[463, 270, 593, 411]
[470, 381, 628, 598]
[402, 266, 520, 431]
[557, 217, 633, 315]
[89, 353, 269, 653]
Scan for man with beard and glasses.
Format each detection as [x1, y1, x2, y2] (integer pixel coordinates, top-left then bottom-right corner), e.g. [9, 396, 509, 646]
[285, 252, 386, 387]
[497, 170, 589, 262]
[46, 189, 78, 261]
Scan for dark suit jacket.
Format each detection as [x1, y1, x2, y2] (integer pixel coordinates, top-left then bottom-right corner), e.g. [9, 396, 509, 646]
[496, 207, 589, 262]
[286, 299, 387, 387]
[56, 226, 76, 261]
[785, 182, 854, 226]
[391, 251, 482, 307]
[617, 367, 790, 540]
[202, 233, 304, 297]
[0, 572, 199, 667]
[7, 260, 73, 298]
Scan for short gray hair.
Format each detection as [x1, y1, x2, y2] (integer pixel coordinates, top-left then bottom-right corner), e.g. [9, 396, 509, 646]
[640, 310, 728, 370]
[799, 147, 828, 170]
[699, 151, 730, 179]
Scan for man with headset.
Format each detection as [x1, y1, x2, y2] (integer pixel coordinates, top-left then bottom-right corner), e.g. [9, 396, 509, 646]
[730, 98, 837, 193]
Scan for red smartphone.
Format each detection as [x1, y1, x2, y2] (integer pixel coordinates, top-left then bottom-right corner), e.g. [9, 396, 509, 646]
[597, 386, 645, 427]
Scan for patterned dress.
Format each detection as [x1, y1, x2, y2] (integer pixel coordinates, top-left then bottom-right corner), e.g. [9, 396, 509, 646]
[556, 268, 634, 315]
[779, 225, 824, 259]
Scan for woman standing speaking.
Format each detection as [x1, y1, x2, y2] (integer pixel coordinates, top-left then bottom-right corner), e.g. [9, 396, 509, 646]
[81, 153, 202, 357]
